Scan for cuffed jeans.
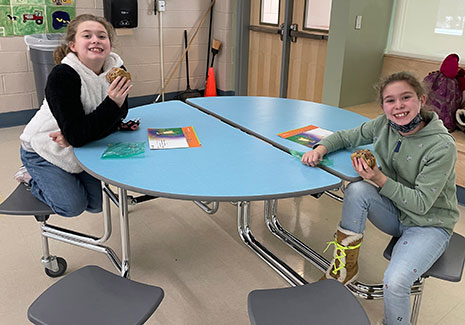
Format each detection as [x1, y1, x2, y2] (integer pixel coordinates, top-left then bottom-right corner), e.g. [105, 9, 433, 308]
[20, 147, 102, 217]
[341, 181, 450, 325]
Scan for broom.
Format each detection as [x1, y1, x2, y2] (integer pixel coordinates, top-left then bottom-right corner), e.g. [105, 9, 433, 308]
[175, 30, 202, 102]
[210, 39, 221, 68]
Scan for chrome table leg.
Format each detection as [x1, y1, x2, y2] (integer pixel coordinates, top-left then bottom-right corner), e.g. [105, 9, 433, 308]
[236, 201, 306, 286]
[194, 201, 219, 214]
[39, 182, 123, 274]
[118, 187, 131, 278]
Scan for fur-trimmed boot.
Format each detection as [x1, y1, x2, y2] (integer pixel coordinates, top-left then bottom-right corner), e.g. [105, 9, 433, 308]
[456, 109, 465, 132]
[321, 225, 363, 285]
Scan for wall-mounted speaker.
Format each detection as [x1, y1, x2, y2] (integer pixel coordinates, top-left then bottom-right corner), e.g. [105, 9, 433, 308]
[103, 0, 138, 29]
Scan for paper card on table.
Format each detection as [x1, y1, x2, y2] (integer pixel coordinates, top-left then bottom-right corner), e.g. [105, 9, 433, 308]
[147, 127, 201, 150]
[278, 125, 333, 148]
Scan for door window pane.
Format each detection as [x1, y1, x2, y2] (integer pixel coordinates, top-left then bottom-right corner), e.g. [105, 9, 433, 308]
[261, 0, 280, 25]
[304, 0, 332, 30]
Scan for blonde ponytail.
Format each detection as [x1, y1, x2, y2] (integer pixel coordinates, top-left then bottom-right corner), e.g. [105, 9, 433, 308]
[53, 44, 69, 64]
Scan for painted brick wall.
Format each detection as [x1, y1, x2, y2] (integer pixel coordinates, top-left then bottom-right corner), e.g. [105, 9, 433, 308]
[0, 0, 235, 114]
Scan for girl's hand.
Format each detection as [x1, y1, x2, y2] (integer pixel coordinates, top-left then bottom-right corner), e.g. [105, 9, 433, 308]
[352, 157, 387, 187]
[108, 76, 132, 108]
[302, 145, 327, 167]
[49, 131, 70, 148]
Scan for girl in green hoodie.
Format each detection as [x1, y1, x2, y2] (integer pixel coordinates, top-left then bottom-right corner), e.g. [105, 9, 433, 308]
[302, 72, 459, 325]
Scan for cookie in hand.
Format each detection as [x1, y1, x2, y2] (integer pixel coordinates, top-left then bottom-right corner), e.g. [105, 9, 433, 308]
[350, 149, 376, 168]
[106, 67, 131, 83]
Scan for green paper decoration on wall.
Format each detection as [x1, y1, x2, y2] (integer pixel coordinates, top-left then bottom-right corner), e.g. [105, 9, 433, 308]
[0, 0, 75, 37]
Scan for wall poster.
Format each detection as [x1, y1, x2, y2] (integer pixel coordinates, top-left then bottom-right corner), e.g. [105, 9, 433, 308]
[0, 0, 75, 37]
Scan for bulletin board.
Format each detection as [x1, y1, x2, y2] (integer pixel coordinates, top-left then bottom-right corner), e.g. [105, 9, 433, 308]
[0, 0, 75, 37]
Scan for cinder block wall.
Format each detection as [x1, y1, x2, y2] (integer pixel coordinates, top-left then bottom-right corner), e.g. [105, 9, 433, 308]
[0, 0, 235, 115]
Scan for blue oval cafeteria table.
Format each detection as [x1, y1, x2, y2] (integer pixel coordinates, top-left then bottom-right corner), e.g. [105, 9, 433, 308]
[74, 100, 341, 284]
[188, 96, 372, 181]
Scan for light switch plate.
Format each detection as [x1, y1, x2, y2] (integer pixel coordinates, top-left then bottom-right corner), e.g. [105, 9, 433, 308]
[355, 15, 362, 30]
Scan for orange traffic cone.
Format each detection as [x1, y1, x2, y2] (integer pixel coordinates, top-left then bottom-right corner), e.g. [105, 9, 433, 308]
[205, 67, 217, 97]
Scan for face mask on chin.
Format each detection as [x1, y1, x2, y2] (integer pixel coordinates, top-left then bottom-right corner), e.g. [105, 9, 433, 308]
[388, 111, 423, 133]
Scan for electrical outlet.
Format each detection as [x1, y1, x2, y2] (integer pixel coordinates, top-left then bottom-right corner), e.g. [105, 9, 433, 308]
[157, 0, 166, 12]
[355, 15, 362, 30]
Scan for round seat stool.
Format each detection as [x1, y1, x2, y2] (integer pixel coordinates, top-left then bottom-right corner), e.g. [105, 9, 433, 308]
[28, 265, 164, 325]
[248, 279, 370, 325]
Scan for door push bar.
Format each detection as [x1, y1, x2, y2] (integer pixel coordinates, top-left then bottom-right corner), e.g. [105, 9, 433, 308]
[279, 23, 328, 42]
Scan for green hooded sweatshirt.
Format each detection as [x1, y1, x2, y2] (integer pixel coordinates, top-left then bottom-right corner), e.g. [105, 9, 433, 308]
[319, 111, 459, 234]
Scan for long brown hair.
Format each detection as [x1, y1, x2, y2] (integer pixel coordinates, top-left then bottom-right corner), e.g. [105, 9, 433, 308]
[53, 14, 115, 64]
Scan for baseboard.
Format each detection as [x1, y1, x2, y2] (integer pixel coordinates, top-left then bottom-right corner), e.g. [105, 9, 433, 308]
[217, 89, 235, 96]
[0, 109, 38, 128]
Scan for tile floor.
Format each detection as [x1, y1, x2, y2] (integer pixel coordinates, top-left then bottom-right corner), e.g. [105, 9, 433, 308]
[1, 104, 464, 324]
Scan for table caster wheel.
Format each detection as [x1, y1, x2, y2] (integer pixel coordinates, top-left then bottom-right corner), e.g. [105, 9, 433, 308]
[44, 257, 67, 278]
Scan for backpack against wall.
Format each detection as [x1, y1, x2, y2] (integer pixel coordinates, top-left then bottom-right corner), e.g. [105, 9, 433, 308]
[423, 54, 463, 132]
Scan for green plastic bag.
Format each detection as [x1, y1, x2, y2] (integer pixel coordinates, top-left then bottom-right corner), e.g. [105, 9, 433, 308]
[289, 149, 333, 166]
[101, 142, 145, 159]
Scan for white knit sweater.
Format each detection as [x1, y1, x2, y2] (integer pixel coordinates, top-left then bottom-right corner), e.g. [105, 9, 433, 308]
[20, 52, 123, 173]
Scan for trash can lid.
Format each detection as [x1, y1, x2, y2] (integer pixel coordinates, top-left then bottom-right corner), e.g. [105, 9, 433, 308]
[24, 33, 65, 51]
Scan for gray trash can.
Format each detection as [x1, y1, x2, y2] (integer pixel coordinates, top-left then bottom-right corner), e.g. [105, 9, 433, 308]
[24, 34, 64, 105]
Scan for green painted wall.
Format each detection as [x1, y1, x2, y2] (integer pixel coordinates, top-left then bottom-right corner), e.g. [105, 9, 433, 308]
[323, 0, 394, 108]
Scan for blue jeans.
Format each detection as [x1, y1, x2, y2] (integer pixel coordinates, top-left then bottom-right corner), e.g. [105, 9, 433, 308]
[20, 147, 102, 217]
[341, 181, 450, 325]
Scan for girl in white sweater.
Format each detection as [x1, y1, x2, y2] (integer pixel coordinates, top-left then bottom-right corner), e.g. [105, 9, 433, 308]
[17, 14, 131, 217]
